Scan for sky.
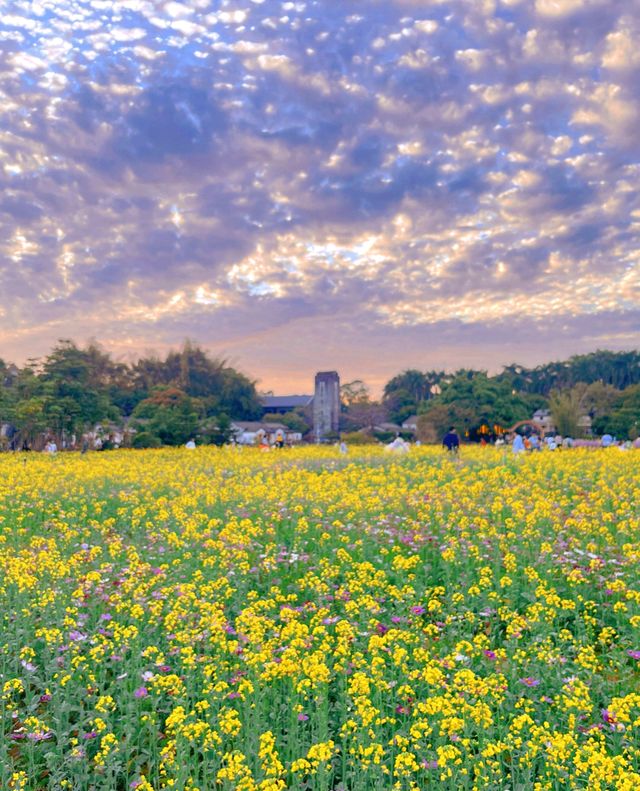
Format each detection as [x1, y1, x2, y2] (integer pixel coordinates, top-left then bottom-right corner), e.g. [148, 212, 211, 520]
[1, 0, 639, 394]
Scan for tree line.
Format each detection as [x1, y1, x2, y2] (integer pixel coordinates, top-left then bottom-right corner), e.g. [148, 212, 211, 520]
[0, 340, 262, 449]
[0, 343, 638, 449]
[380, 350, 640, 441]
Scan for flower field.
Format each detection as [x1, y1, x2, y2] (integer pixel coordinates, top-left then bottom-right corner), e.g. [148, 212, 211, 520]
[1, 447, 639, 790]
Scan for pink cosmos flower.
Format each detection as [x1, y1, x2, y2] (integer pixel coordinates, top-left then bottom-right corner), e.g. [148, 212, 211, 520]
[28, 731, 53, 741]
[421, 760, 439, 769]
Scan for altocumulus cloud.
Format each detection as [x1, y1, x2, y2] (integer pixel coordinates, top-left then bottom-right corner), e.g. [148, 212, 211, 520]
[0, 0, 639, 390]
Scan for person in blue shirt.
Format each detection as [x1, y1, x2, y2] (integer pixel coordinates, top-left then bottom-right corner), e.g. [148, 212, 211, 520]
[442, 427, 460, 453]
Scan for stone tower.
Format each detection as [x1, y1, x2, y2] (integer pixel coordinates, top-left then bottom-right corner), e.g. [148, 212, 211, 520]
[313, 371, 340, 442]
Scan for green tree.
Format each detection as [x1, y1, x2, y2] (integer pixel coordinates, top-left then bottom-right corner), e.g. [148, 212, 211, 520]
[132, 387, 203, 446]
[341, 380, 371, 407]
[593, 384, 640, 439]
[278, 411, 310, 434]
[200, 413, 234, 446]
[13, 397, 48, 447]
[383, 369, 446, 422]
[39, 340, 120, 439]
[418, 372, 538, 438]
[548, 388, 582, 437]
[132, 342, 262, 419]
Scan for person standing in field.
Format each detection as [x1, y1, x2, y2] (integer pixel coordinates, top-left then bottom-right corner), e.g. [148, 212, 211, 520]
[442, 427, 460, 453]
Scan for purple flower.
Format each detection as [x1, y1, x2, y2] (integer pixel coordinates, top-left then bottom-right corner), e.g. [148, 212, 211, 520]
[520, 677, 540, 687]
[28, 731, 53, 742]
[82, 731, 98, 740]
[68, 630, 86, 642]
[483, 650, 496, 660]
[100, 613, 112, 621]
[627, 650, 640, 660]
[134, 687, 148, 698]
[421, 760, 439, 770]
[410, 606, 426, 616]
[40, 694, 52, 703]
[297, 713, 309, 721]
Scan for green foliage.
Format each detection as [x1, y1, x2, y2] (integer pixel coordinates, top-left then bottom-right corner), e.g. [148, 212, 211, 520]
[341, 379, 371, 407]
[384, 351, 640, 430]
[416, 408, 449, 443]
[277, 411, 310, 433]
[341, 386, 389, 432]
[497, 350, 640, 395]
[2, 339, 261, 447]
[418, 372, 535, 437]
[340, 431, 377, 445]
[12, 397, 47, 444]
[593, 384, 640, 439]
[549, 388, 582, 437]
[200, 413, 234, 446]
[383, 369, 446, 422]
[131, 432, 162, 449]
[132, 387, 203, 446]
[132, 340, 262, 419]
[548, 382, 625, 438]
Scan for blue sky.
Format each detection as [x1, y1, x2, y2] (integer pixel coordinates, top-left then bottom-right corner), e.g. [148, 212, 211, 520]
[1, 0, 638, 392]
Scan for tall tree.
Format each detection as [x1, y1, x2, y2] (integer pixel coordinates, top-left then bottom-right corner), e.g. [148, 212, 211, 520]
[383, 369, 446, 422]
[132, 387, 203, 446]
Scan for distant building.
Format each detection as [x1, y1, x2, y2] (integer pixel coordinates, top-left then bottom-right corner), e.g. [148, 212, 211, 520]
[401, 415, 419, 432]
[578, 414, 593, 435]
[261, 395, 313, 415]
[532, 409, 555, 434]
[231, 421, 303, 446]
[313, 371, 340, 442]
[374, 422, 403, 434]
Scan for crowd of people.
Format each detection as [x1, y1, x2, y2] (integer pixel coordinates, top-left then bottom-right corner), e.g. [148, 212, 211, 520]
[501, 432, 640, 453]
[437, 426, 640, 454]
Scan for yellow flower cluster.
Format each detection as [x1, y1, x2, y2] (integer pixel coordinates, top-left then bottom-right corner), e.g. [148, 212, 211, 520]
[0, 445, 639, 789]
